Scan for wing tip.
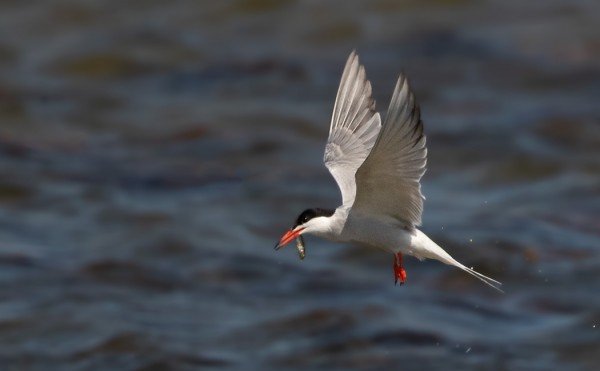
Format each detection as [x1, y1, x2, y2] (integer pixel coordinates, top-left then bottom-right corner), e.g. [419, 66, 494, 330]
[385, 70, 425, 144]
[331, 49, 378, 134]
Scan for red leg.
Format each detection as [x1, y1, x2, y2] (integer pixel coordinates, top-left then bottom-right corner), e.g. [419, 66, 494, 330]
[394, 252, 407, 285]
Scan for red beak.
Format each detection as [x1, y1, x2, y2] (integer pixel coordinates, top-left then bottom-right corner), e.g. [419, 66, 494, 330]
[274, 228, 304, 250]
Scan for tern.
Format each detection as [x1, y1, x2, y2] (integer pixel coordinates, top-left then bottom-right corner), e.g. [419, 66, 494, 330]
[275, 51, 502, 292]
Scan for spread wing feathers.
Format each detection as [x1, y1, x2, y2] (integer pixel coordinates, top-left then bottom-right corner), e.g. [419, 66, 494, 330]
[324, 51, 382, 207]
[352, 74, 427, 227]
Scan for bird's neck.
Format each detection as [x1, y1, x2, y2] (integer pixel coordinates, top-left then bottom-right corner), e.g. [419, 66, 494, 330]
[311, 207, 348, 240]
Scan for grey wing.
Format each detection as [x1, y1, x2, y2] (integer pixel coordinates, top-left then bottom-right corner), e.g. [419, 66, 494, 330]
[352, 74, 427, 227]
[324, 51, 382, 207]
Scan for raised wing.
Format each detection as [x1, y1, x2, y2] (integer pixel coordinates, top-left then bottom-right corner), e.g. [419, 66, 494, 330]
[352, 74, 427, 227]
[324, 51, 381, 207]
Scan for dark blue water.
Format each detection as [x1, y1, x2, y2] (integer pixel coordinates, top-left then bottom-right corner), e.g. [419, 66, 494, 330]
[0, 1, 599, 370]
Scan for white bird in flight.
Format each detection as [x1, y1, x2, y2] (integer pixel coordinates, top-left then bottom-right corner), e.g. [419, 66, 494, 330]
[275, 51, 502, 292]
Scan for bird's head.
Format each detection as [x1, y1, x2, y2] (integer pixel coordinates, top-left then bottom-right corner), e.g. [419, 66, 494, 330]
[274, 208, 335, 250]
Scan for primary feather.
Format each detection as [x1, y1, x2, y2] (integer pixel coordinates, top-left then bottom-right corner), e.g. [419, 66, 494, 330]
[352, 75, 427, 227]
[324, 51, 381, 207]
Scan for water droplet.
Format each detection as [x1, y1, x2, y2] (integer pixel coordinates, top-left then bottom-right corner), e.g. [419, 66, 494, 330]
[466, 347, 471, 353]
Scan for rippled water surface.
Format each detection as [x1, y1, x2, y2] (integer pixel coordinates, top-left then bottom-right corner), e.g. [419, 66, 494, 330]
[0, 0, 599, 370]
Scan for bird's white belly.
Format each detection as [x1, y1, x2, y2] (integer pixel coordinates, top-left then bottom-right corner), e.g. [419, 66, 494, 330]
[339, 213, 415, 255]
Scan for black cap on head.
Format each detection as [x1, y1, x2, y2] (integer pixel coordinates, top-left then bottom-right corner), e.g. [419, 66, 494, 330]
[294, 208, 335, 228]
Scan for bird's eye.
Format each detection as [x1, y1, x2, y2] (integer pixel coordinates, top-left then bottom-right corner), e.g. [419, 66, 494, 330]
[296, 209, 316, 226]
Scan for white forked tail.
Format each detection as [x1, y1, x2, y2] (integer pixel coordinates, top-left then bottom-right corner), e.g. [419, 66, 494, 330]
[415, 230, 504, 293]
[435, 251, 503, 293]
[453, 261, 503, 293]
[430, 249, 503, 292]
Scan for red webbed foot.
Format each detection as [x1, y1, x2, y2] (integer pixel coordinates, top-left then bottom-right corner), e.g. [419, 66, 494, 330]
[394, 252, 407, 285]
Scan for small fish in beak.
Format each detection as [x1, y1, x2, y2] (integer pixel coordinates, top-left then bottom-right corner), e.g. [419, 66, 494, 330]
[296, 235, 306, 260]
